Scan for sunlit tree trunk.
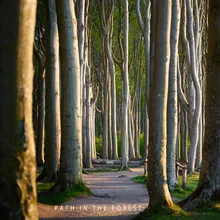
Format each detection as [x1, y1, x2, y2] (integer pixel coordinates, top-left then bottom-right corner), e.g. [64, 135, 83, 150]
[147, 0, 173, 209]
[0, 0, 38, 219]
[167, 0, 181, 191]
[53, 0, 82, 192]
[38, 0, 61, 182]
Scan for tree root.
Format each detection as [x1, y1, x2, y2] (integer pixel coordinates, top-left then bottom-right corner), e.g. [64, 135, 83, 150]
[118, 165, 131, 171]
[178, 182, 220, 211]
[82, 169, 90, 175]
[36, 167, 57, 183]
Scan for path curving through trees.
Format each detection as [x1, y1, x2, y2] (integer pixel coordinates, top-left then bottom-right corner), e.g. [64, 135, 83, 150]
[38, 168, 148, 220]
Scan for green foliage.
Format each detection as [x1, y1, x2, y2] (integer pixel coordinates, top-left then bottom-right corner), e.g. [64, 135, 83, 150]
[133, 204, 188, 220]
[95, 136, 103, 155]
[117, 132, 121, 157]
[132, 174, 147, 184]
[139, 133, 144, 157]
[172, 173, 199, 200]
[133, 203, 220, 220]
[132, 172, 199, 200]
[37, 182, 91, 205]
[95, 132, 145, 158]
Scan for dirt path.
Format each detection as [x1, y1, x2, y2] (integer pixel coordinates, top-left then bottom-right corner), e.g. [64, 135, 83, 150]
[38, 168, 148, 220]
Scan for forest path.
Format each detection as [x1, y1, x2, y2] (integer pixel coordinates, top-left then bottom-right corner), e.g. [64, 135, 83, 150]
[38, 168, 148, 220]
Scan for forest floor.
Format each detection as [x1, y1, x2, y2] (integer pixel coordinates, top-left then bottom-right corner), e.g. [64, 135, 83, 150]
[38, 168, 148, 220]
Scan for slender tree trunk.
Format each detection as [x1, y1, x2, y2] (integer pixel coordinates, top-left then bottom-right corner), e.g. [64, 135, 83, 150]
[167, 0, 181, 191]
[102, 69, 109, 159]
[186, 0, 202, 173]
[77, 0, 87, 167]
[107, 79, 112, 159]
[180, 0, 220, 209]
[147, 0, 173, 209]
[53, 0, 83, 192]
[35, 48, 45, 167]
[136, 0, 151, 161]
[120, 0, 129, 170]
[39, 0, 61, 182]
[128, 108, 135, 159]
[85, 65, 92, 168]
[0, 0, 38, 219]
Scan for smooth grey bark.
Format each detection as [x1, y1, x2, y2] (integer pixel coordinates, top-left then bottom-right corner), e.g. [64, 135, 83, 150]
[150, 0, 156, 88]
[180, 109, 188, 162]
[0, 1, 38, 219]
[136, 0, 151, 160]
[84, 1, 93, 168]
[91, 94, 97, 159]
[77, 0, 87, 168]
[186, 0, 202, 173]
[107, 19, 118, 160]
[120, 0, 129, 170]
[53, 0, 83, 191]
[40, 0, 61, 182]
[101, 1, 118, 160]
[147, 0, 173, 209]
[85, 64, 92, 168]
[167, 0, 181, 191]
[102, 68, 109, 159]
[108, 79, 113, 159]
[195, 116, 202, 169]
[180, 0, 220, 208]
[128, 108, 135, 159]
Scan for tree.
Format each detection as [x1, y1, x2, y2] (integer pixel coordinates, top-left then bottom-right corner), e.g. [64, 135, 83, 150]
[167, 0, 181, 191]
[186, 0, 202, 174]
[120, 0, 129, 170]
[147, 0, 173, 208]
[180, 0, 220, 209]
[136, 0, 151, 161]
[52, 0, 83, 192]
[37, 0, 61, 182]
[0, 0, 38, 219]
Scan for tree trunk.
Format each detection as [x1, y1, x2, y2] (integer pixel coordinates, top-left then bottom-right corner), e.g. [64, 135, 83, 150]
[102, 69, 109, 159]
[167, 0, 181, 191]
[35, 48, 45, 167]
[108, 79, 113, 159]
[136, 0, 151, 161]
[85, 65, 92, 168]
[186, 0, 202, 173]
[120, 0, 129, 170]
[179, 0, 220, 209]
[147, 0, 173, 209]
[39, 0, 61, 182]
[53, 0, 83, 192]
[0, 0, 38, 219]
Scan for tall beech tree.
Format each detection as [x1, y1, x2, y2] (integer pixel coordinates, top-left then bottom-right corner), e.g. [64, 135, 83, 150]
[0, 0, 38, 219]
[147, 0, 173, 208]
[53, 0, 83, 192]
[136, 0, 151, 160]
[167, 0, 181, 191]
[186, 0, 202, 174]
[120, 0, 129, 170]
[37, 0, 61, 182]
[180, 0, 220, 209]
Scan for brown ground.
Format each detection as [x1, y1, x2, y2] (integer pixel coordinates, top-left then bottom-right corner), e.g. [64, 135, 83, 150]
[38, 168, 148, 220]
